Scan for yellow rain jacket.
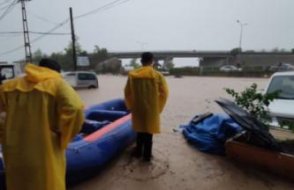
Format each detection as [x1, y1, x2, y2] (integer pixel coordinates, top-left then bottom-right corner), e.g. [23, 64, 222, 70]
[0, 64, 84, 190]
[124, 66, 168, 134]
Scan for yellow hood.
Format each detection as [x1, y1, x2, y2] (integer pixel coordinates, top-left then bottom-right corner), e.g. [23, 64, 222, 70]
[1, 64, 62, 96]
[129, 66, 157, 79]
[25, 64, 61, 83]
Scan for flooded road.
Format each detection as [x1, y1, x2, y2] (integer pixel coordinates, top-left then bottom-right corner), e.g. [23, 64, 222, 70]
[71, 75, 293, 190]
[78, 75, 268, 128]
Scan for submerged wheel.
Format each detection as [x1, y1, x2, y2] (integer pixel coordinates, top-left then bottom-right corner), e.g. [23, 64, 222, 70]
[88, 85, 97, 89]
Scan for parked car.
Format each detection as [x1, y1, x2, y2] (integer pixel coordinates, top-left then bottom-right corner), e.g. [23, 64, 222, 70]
[0, 63, 23, 82]
[63, 71, 99, 89]
[269, 63, 294, 72]
[158, 69, 170, 76]
[265, 71, 294, 130]
[219, 65, 242, 72]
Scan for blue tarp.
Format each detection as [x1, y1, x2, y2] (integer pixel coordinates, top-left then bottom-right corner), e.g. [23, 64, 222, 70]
[181, 113, 242, 155]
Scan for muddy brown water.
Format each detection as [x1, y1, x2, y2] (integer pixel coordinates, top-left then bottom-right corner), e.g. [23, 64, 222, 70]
[70, 75, 294, 190]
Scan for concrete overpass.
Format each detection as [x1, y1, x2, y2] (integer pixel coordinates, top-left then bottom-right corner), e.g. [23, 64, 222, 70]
[108, 50, 294, 68]
[109, 50, 230, 59]
[108, 50, 293, 59]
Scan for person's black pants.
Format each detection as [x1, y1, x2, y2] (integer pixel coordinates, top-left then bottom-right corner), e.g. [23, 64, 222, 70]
[135, 132, 153, 159]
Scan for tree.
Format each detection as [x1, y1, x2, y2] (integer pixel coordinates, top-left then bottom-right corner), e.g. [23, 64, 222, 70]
[271, 47, 282, 52]
[129, 58, 140, 69]
[90, 45, 109, 70]
[32, 49, 46, 64]
[50, 51, 71, 71]
[35, 42, 109, 72]
[93, 45, 108, 57]
[230, 48, 242, 56]
[50, 40, 85, 71]
[163, 58, 174, 70]
[64, 41, 83, 58]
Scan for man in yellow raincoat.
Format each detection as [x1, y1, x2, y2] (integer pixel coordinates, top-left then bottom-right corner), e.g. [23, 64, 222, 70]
[124, 52, 168, 161]
[0, 59, 84, 190]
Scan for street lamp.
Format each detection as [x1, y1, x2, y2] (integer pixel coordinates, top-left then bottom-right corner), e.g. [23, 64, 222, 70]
[236, 20, 248, 50]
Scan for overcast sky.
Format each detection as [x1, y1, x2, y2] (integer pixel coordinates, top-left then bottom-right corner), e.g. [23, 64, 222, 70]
[0, 0, 294, 64]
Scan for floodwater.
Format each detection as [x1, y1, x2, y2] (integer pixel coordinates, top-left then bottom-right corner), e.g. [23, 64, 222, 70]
[71, 75, 294, 190]
[78, 75, 268, 126]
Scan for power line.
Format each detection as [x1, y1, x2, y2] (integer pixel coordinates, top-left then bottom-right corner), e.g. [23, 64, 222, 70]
[0, 3, 11, 11]
[0, 33, 21, 38]
[30, 19, 69, 44]
[0, 0, 17, 21]
[27, 10, 59, 25]
[75, 0, 130, 20]
[0, 31, 70, 35]
[30, 31, 70, 35]
[0, 44, 23, 56]
[0, 19, 69, 56]
[91, 0, 130, 14]
[0, 31, 22, 34]
[0, 0, 131, 57]
[103, 0, 130, 11]
[0, 0, 12, 7]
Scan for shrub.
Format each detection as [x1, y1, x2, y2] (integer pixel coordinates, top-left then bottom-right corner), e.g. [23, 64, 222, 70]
[225, 83, 279, 129]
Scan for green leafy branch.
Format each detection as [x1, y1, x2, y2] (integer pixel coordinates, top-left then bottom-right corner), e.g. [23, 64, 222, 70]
[225, 83, 279, 129]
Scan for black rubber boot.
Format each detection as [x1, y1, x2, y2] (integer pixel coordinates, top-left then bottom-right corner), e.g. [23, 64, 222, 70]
[143, 133, 153, 162]
[132, 133, 144, 158]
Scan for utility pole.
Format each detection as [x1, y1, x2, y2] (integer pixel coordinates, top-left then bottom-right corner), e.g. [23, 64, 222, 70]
[20, 0, 32, 64]
[69, 7, 77, 71]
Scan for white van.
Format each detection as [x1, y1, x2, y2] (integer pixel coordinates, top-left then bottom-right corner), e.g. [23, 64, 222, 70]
[265, 71, 294, 130]
[63, 71, 99, 89]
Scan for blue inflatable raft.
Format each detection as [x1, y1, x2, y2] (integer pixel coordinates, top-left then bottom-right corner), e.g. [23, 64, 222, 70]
[66, 98, 136, 184]
[0, 98, 136, 188]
